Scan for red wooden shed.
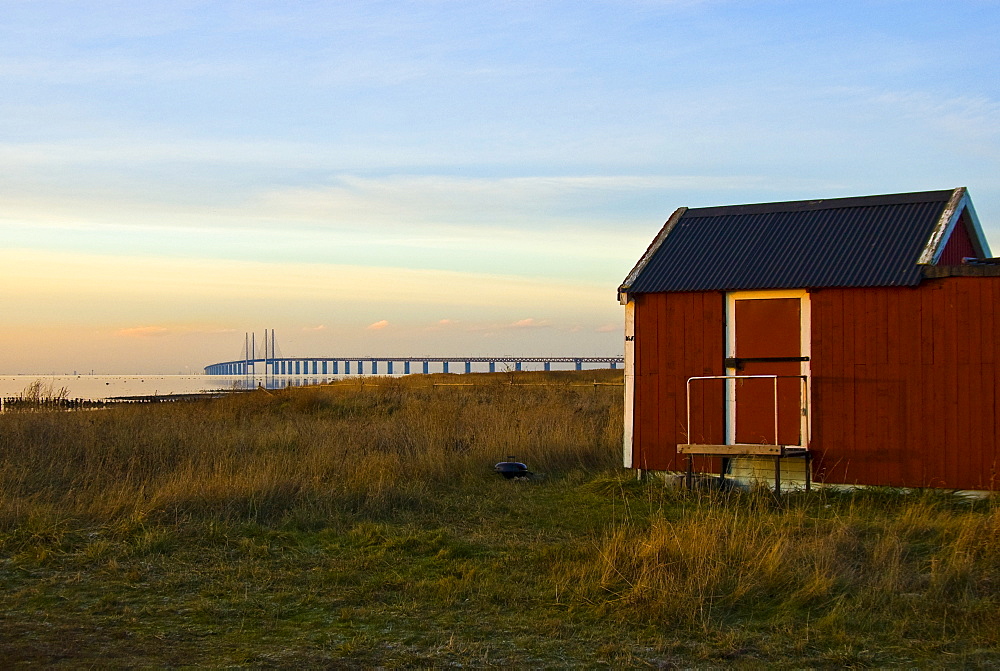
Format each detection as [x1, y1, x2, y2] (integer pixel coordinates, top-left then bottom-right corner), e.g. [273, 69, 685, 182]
[618, 188, 1000, 491]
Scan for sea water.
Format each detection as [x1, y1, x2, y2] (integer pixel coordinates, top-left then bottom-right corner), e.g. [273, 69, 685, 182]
[0, 374, 350, 401]
[0, 375, 239, 400]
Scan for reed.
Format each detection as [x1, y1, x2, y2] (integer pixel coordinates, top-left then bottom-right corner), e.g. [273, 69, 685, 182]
[0, 371, 997, 666]
[0, 371, 622, 527]
[577, 486, 999, 646]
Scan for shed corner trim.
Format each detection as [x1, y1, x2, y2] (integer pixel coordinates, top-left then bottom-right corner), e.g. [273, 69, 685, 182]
[916, 187, 990, 264]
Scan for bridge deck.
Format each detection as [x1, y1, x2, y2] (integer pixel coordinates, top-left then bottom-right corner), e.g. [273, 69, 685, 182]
[205, 355, 624, 375]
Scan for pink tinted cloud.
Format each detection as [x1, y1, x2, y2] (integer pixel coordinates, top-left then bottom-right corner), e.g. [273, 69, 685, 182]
[302, 324, 326, 332]
[595, 323, 621, 333]
[467, 317, 551, 333]
[116, 326, 170, 338]
[367, 320, 390, 330]
[512, 318, 549, 328]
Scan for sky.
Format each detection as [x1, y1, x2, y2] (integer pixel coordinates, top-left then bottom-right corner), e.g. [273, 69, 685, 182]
[2, 0, 999, 374]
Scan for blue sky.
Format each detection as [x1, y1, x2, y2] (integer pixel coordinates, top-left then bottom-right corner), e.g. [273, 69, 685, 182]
[1, 1, 998, 373]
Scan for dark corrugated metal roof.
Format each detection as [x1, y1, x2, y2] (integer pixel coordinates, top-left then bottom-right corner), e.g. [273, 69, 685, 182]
[625, 190, 955, 293]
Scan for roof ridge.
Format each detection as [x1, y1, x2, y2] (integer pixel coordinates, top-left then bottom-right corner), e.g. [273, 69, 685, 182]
[685, 189, 957, 218]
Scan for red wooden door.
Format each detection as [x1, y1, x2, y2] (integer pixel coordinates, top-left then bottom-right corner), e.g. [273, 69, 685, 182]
[731, 297, 806, 446]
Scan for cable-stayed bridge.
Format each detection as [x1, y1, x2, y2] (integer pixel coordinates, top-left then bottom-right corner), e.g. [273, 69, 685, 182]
[205, 355, 623, 377]
[203, 331, 623, 378]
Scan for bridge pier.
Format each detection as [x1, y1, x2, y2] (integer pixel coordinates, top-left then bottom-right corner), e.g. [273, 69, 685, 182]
[208, 356, 625, 378]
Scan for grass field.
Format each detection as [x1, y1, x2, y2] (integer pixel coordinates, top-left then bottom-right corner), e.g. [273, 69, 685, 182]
[1, 371, 998, 667]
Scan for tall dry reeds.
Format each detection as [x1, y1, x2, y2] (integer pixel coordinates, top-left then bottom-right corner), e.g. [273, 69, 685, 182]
[0, 372, 623, 528]
[562, 485, 1000, 646]
[1, 371, 998, 662]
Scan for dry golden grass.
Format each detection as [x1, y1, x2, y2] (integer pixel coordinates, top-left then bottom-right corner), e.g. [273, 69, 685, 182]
[0, 371, 622, 527]
[0, 370, 997, 666]
[577, 489, 1000, 638]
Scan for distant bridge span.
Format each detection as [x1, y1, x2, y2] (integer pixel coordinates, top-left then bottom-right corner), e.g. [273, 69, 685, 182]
[205, 355, 624, 376]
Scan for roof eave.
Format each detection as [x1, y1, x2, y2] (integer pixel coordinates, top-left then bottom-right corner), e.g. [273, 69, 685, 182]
[618, 207, 687, 304]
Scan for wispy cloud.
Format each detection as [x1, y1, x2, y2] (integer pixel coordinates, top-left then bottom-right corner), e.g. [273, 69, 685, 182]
[367, 320, 390, 331]
[867, 89, 1000, 145]
[467, 317, 553, 333]
[0, 248, 610, 311]
[251, 174, 773, 229]
[116, 326, 170, 338]
[302, 324, 326, 332]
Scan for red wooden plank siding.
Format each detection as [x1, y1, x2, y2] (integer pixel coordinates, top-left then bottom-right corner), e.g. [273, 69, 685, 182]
[883, 288, 902, 484]
[807, 278, 999, 490]
[635, 293, 661, 469]
[632, 292, 724, 472]
[822, 289, 847, 483]
[937, 217, 977, 265]
[635, 292, 666, 470]
[899, 287, 925, 486]
[632, 278, 998, 490]
[685, 293, 704, 444]
[958, 280, 979, 484]
[927, 282, 947, 487]
[940, 280, 958, 487]
[858, 289, 874, 484]
[815, 288, 853, 484]
[700, 292, 725, 474]
[809, 289, 826, 471]
[630, 294, 644, 468]
[810, 289, 833, 483]
[985, 279, 999, 487]
[650, 292, 668, 469]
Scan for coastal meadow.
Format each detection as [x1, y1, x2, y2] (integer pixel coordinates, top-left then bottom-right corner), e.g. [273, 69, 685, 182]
[1, 371, 997, 666]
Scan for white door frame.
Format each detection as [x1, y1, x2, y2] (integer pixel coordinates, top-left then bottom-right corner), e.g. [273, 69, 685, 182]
[725, 290, 811, 446]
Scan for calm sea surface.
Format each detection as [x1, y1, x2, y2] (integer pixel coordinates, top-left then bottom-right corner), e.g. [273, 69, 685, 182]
[0, 375, 348, 400]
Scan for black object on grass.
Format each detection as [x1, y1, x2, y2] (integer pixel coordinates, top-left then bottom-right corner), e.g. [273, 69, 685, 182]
[494, 457, 531, 479]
